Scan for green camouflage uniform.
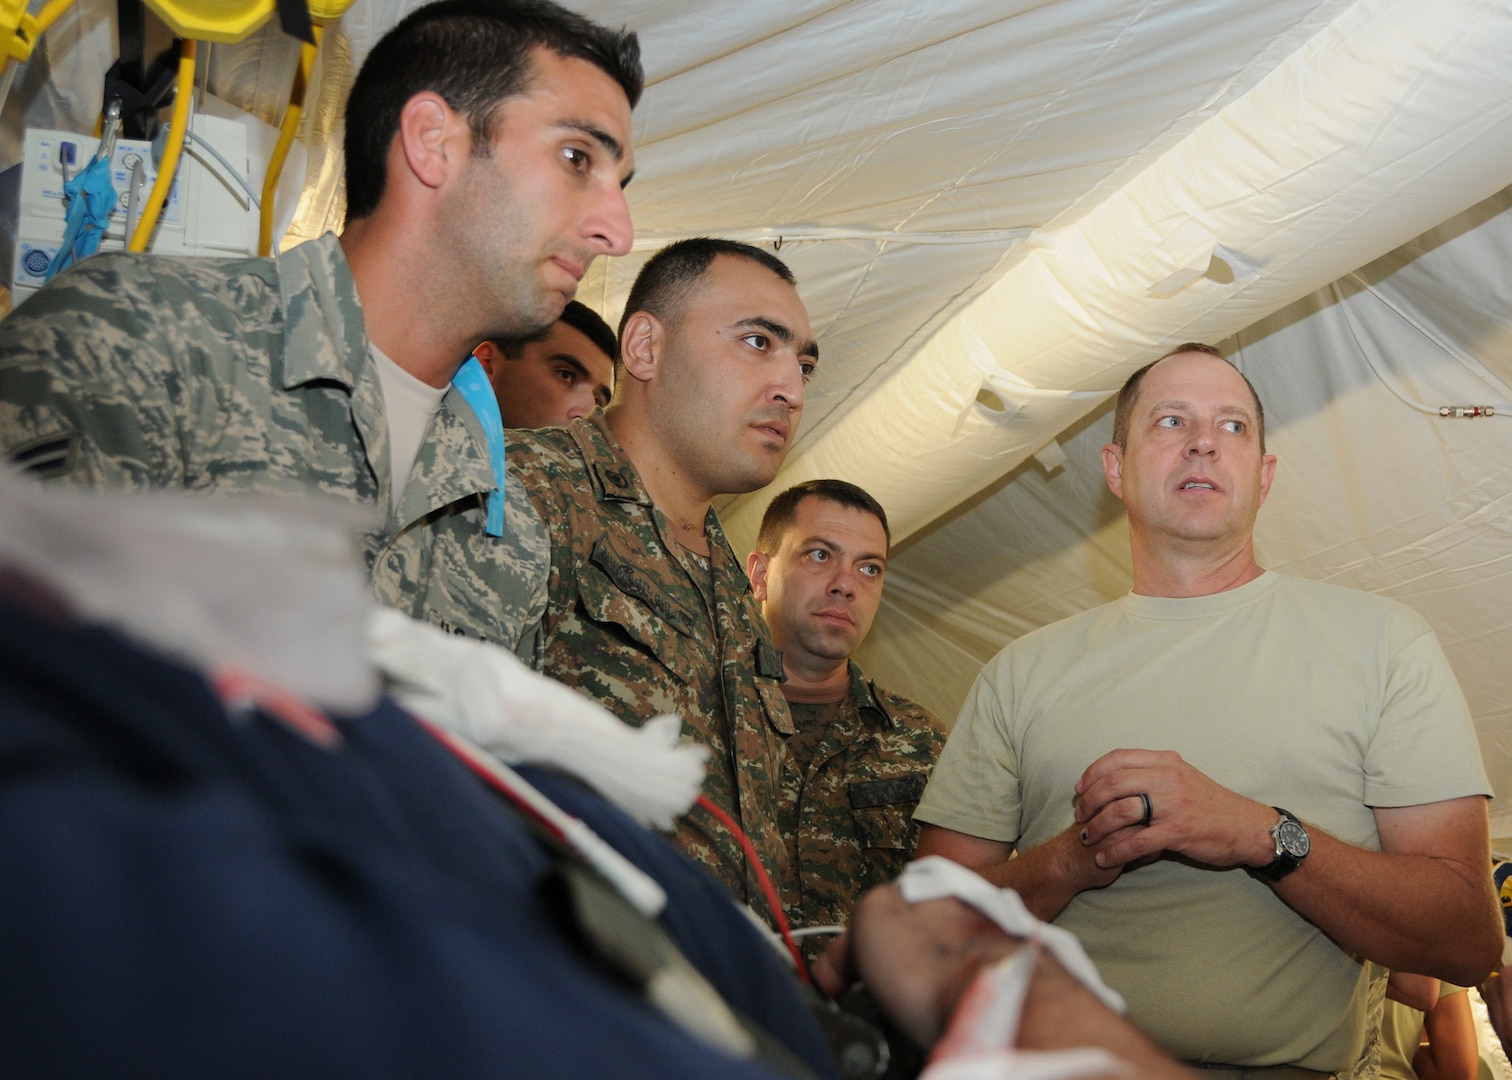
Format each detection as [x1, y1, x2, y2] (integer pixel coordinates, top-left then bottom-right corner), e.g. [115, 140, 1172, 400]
[779, 661, 945, 950]
[505, 413, 794, 926]
[0, 235, 546, 645]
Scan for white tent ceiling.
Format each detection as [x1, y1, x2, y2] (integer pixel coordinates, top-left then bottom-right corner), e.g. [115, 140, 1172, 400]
[7, 0, 1512, 833]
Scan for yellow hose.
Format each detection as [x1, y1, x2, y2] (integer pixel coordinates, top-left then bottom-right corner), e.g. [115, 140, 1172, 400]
[258, 24, 319, 256]
[32, 0, 73, 37]
[128, 37, 196, 252]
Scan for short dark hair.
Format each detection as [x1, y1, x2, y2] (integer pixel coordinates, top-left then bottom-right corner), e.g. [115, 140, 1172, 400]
[618, 238, 796, 346]
[757, 480, 891, 554]
[343, 0, 642, 222]
[494, 300, 617, 362]
[1110, 342, 1267, 452]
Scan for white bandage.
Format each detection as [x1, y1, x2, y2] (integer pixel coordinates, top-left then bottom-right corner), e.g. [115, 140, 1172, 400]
[899, 857, 1125, 1013]
[367, 608, 708, 830]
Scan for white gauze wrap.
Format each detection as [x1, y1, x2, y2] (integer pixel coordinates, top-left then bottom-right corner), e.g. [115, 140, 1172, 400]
[367, 607, 708, 830]
[899, 857, 1125, 1013]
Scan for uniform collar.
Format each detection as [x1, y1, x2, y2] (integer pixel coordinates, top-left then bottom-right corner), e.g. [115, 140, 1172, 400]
[276, 233, 369, 392]
[567, 412, 653, 507]
[268, 234, 492, 522]
[565, 413, 752, 581]
[846, 660, 899, 729]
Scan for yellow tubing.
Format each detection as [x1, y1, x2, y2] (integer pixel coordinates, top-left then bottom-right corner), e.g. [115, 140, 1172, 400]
[259, 24, 319, 256]
[129, 37, 195, 253]
[32, 0, 74, 37]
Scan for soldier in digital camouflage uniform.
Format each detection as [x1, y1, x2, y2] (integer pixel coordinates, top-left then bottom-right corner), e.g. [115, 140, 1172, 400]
[746, 479, 946, 957]
[0, 0, 641, 648]
[499, 238, 818, 927]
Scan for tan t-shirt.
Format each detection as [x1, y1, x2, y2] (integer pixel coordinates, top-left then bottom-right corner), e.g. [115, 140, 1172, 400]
[916, 572, 1489, 1071]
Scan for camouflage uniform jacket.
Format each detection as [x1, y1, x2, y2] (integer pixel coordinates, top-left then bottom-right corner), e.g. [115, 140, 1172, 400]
[0, 234, 546, 645]
[781, 661, 946, 937]
[505, 413, 794, 925]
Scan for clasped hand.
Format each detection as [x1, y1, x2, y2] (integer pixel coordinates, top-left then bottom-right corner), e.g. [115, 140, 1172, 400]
[1073, 748, 1274, 871]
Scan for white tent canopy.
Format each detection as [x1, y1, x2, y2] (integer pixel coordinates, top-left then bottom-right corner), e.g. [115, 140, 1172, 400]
[6, 0, 1512, 833]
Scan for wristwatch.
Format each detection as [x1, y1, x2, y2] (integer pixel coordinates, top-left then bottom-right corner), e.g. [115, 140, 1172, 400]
[1251, 807, 1310, 882]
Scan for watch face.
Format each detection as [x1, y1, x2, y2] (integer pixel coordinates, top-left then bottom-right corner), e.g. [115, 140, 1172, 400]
[1277, 819, 1310, 859]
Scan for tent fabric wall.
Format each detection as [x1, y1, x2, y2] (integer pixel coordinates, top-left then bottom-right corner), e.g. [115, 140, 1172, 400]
[720, 0, 1512, 553]
[855, 184, 1512, 832]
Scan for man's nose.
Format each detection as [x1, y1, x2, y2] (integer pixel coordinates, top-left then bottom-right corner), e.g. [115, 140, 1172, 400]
[1186, 423, 1217, 455]
[771, 358, 806, 411]
[587, 185, 633, 258]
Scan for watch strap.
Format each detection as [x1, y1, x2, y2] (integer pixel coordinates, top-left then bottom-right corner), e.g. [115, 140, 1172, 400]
[1251, 806, 1307, 883]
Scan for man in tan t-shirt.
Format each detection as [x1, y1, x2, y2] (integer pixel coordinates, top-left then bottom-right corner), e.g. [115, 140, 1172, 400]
[914, 343, 1501, 1073]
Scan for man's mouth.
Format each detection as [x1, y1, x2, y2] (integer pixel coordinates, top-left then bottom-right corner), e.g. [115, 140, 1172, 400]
[551, 256, 586, 284]
[753, 418, 790, 446]
[1179, 480, 1217, 491]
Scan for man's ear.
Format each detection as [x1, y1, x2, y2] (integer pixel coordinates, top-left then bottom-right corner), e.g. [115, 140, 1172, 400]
[396, 91, 469, 191]
[1257, 452, 1278, 507]
[1101, 443, 1125, 500]
[618, 312, 663, 385]
[746, 549, 770, 603]
[472, 340, 503, 379]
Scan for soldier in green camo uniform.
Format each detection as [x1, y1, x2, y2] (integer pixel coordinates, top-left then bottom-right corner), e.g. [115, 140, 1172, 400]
[500, 238, 818, 927]
[746, 479, 946, 959]
[0, 0, 641, 649]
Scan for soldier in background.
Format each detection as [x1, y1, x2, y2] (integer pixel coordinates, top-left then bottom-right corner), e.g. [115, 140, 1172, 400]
[498, 237, 817, 927]
[471, 300, 616, 429]
[747, 479, 946, 954]
[0, 0, 640, 647]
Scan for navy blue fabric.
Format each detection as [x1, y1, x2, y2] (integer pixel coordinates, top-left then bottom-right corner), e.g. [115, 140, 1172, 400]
[0, 600, 836, 1079]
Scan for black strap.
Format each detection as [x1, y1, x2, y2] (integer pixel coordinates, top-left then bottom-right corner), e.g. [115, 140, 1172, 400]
[275, 0, 316, 46]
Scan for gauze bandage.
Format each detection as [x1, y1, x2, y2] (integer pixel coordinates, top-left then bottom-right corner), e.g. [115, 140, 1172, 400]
[367, 608, 708, 830]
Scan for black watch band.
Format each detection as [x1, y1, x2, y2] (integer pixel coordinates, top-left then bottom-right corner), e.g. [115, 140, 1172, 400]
[1250, 806, 1310, 883]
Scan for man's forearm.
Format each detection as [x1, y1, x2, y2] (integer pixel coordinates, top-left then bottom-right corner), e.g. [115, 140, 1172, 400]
[1270, 824, 1500, 985]
[914, 824, 1111, 923]
[977, 829, 1099, 923]
[1074, 753, 1500, 984]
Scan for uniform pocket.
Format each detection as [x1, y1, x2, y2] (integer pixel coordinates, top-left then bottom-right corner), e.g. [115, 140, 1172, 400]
[573, 534, 705, 687]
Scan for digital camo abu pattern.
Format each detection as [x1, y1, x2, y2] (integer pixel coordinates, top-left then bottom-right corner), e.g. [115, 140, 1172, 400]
[779, 661, 946, 951]
[506, 413, 794, 925]
[0, 235, 546, 647]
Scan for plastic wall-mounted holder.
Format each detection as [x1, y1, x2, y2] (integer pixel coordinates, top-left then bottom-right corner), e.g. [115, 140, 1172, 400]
[142, 0, 356, 43]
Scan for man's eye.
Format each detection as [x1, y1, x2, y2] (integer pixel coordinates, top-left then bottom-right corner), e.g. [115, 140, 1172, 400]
[807, 548, 830, 563]
[562, 146, 590, 173]
[1156, 416, 1181, 428]
[554, 367, 575, 383]
[1220, 419, 1245, 434]
[859, 564, 882, 579]
[742, 333, 769, 351]
[799, 360, 816, 381]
